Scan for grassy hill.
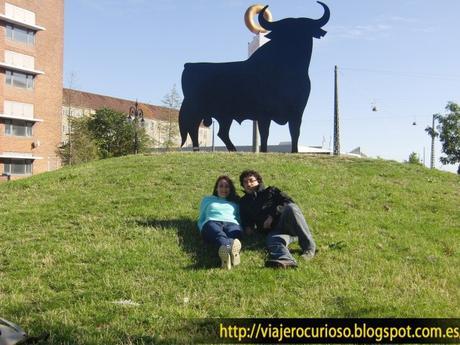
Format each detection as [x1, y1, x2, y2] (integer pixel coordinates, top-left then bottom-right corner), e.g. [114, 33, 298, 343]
[0, 153, 458, 344]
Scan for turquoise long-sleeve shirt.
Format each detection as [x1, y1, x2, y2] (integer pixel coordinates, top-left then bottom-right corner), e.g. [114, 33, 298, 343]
[197, 195, 240, 231]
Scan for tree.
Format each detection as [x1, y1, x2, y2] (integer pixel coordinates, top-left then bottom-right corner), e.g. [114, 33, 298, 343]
[57, 108, 151, 165]
[88, 108, 150, 158]
[57, 116, 99, 165]
[407, 152, 422, 166]
[64, 72, 78, 165]
[158, 85, 182, 150]
[427, 102, 460, 174]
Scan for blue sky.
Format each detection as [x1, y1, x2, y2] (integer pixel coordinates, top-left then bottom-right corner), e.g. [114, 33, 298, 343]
[64, 0, 460, 173]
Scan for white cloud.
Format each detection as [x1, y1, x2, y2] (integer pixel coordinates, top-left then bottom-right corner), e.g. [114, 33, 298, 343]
[411, 27, 437, 34]
[78, 0, 159, 17]
[329, 23, 392, 40]
[389, 16, 418, 23]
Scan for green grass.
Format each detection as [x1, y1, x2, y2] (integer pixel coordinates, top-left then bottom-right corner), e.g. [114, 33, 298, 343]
[0, 153, 459, 344]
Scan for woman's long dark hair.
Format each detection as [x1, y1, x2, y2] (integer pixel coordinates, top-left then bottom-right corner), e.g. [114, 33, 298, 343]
[212, 175, 240, 203]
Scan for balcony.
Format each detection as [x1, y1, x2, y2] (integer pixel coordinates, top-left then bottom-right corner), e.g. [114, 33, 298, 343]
[0, 113, 43, 123]
[0, 61, 44, 75]
[0, 13, 45, 32]
[0, 152, 43, 160]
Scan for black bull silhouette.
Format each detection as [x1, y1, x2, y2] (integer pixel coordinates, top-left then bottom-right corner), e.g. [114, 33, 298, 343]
[179, 2, 330, 153]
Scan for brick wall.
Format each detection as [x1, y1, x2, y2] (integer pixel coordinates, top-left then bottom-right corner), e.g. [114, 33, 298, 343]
[0, 0, 64, 176]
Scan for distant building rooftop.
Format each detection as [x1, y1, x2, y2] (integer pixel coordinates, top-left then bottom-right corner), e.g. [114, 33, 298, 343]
[178, 142, 367, 157]
[63, 88, 176, 122]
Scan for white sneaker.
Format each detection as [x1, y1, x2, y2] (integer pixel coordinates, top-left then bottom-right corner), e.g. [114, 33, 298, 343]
[230, 239, 242, 266]
[218, 245, 231, 270]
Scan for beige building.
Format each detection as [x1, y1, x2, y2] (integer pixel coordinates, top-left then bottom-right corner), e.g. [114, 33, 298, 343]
[0, 0, 64, 180]
[62, 88, 212, 150]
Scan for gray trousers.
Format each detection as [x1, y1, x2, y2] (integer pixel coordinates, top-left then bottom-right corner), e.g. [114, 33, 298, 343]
[266, 203, 316, 263]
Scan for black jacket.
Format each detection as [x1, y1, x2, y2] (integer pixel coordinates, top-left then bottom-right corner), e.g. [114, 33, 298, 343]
[240, 184, 293, 232]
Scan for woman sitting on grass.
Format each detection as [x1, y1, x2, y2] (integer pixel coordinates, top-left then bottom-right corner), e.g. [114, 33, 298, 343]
[197, 175, 242, 269]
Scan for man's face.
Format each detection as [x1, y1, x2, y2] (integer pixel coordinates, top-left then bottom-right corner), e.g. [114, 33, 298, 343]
[242, 175, 259, 194]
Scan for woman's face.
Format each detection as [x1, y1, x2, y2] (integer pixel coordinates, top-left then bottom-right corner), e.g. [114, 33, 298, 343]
[217, 179, 231, 198]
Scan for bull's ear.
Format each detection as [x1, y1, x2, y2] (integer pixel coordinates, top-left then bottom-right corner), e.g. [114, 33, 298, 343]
[312, 28, 327, 39]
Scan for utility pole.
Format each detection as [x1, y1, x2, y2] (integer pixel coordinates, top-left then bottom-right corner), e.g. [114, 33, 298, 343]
[212, 120, 215, 152]
[252, 121, 259, 153]
[425, 114, 439, 169]
[248, 33, 268, 153]
[333, 65, 340, 156]
[246, 6, 271, 153]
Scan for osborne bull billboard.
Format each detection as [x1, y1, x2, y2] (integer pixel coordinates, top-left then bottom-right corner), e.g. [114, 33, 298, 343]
[179, 2, 330, 153]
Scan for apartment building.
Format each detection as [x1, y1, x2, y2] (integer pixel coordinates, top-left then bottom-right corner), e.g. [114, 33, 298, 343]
[62, 88, 212, 149]
[0, 0, 64, 180]
[0, 1, 210, 181]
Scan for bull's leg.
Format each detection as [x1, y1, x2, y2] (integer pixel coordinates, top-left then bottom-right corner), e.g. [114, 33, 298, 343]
[190, 117, 202, 151]
[217, 118, 237, 152]
[258, 119, 270, 153]
[289, 118, 302, 153]
[179, 99, 192, 147]
[179, 98, 202, 151]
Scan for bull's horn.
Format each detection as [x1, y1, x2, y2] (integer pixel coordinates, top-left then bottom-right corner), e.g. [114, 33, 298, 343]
[258, 5, 277, 31]
[245, 5, 273, 34]
[314, 1, 330, 27]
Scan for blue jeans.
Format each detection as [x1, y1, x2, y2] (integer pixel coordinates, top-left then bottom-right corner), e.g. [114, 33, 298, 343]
[266, 203, 316, 263]
[201, 221, 243, 248]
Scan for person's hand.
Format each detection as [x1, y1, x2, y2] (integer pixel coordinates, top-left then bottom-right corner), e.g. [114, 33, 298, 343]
[263, 215, 273, 229]
[245, 226, 254, 236]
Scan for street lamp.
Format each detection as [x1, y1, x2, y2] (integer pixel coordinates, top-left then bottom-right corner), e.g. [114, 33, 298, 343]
[128, 100, 144, 154]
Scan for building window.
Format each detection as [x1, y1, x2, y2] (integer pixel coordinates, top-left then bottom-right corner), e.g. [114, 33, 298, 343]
[6, 24, 35, 45]
[5, 119, 33, 137]
[72, 108, 83, 117]
[5, 70, 34, 89]
[4, 100, 34, 118]
[3, 159, 33, 175]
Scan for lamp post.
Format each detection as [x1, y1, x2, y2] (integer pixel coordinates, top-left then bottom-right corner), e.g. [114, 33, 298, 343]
[128, 100, 144, 154]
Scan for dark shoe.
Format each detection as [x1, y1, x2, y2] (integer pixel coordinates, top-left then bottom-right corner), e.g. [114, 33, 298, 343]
[265, 259, 298, 269]
[300, 249, 315, 261]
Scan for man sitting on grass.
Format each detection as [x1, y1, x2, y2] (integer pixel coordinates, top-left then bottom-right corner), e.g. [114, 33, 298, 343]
[239, 170, 316, 268]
